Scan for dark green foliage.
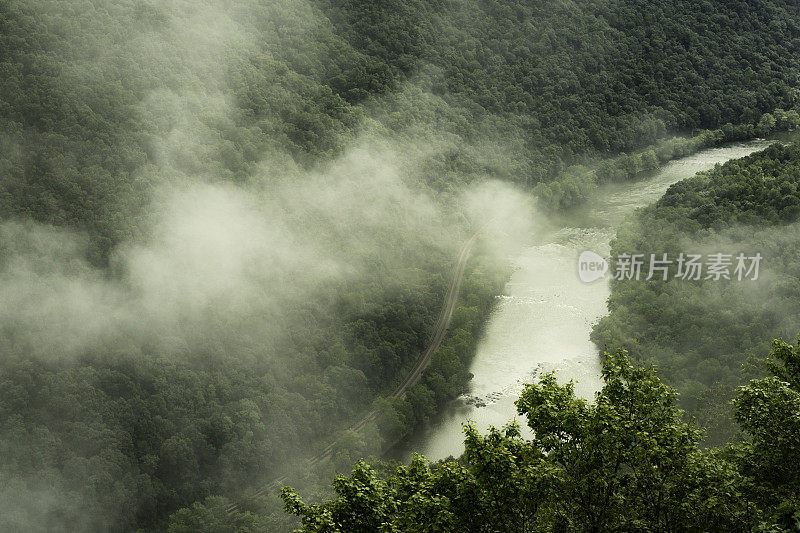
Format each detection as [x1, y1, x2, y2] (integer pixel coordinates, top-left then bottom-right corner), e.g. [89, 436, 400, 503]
[325, 0, 800, 185]
[165, 496, 281, 532]
[4, 0, 800, 530]
[285, 349, 800, 532]
[375, 256, 508, 444]
[0, 259, 466, 529]
[734, 337, 800, 521]
[592, 142, 800, 444]
[4, 0, 800, 261]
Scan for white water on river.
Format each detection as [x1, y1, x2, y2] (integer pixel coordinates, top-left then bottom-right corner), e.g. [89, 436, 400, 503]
[396, 139, 774, 461]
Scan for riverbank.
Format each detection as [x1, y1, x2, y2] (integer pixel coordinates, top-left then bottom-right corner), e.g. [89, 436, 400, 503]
[535, 115, 798, 211]
[393, 139, 774, 462]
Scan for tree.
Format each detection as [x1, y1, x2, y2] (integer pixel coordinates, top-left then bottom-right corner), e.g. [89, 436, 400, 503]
[641, 150, 659, 170]
[515, 353, 714, 531]
[734, 337, 800, 528]
[283, 352, 746, 532]
[757, 113, 777, 136]
[167, 496, 273, 532]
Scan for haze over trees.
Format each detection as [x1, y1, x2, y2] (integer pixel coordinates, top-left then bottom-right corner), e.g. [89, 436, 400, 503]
[283, 343, 800, 532]
[592, 142, 800, 445]
[2, 0, 800, 531]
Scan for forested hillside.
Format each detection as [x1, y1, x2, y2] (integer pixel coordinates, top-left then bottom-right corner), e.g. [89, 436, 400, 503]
[592, 142, 800, 445]
[282, 344, 800, 532]
[3, 0, 800, 255]
[3, 0, 800, 531]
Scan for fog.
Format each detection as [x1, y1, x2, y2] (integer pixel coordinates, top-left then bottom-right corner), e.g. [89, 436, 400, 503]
[0, 0, 544, 530]
[677, 222, 800, 339]
[6, 0, 800, 531]
[0, 0, 535, 365]
[0, 142, 533, 364]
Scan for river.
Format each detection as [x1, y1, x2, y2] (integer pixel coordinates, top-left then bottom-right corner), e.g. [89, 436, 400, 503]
[396, 139, 774, 462]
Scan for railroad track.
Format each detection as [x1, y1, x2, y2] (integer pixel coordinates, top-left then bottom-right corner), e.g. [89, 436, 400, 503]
[226, 232, 479, 514]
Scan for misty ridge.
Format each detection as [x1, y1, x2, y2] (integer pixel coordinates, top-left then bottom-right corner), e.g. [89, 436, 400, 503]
[593, 146, 800, 447]
[0, 0, 533, 363]
[0, 143, 530, 363]
[4, 0, 800, 530]
[0, 1, 534, 530]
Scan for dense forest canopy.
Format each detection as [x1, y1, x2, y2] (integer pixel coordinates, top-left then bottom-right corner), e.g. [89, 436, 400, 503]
[2, 0, 800, 531]
[3, 0, 800, 257]
[283, 141, 800, 528]
[592, 142, 800, 445]
[282, 343, 800, 532]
